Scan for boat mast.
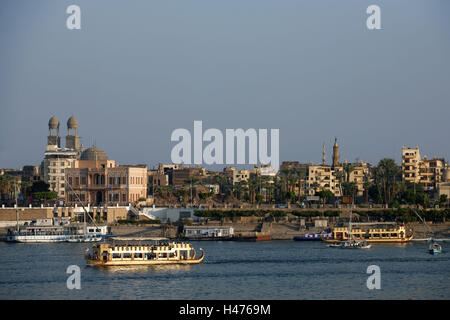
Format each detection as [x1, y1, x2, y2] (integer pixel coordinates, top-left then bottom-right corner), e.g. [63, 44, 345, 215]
[64, 176, 98, 234]
[410, 207, 433, 240]
[15, 180, 19, 232]
[348, 199, 353, 241]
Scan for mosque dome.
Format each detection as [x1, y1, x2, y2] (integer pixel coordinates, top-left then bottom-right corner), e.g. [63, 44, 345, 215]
[67, 116, 79, 129]
[80, 147, 108, 161]
[48, 116, 59, 129]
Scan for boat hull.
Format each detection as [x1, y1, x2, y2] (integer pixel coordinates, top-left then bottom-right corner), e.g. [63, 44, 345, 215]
[322, 236, 413, 244]
[6, 234, 104, 243]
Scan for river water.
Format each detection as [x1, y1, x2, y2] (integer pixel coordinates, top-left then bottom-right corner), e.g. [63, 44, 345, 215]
[0, 241, 448, 299]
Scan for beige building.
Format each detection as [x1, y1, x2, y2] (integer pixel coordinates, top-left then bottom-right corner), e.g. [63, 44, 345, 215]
[402, 146, 446, 191]
[223, 167, 255, 185]
[306, 164, 343, 196]
[437, 167, 450, 201]
[347, 161, 371, 196]
[280, 139, 370, 197]
[40, 116, 82, 200]
[65, 147, 147, 206]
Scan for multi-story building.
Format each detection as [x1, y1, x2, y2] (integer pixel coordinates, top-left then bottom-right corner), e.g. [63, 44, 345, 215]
[40, 116, 81, 200]
[437, 166, 450, 201]
[172, 166, 206, 186]
[402, 146, 446, 191]
[280, 139, 370, 197]
[347, 161, 371, 196]
[22, 165, 41, 182]
[148, 169, 169, 188]
[402, 146, 421, 184]
[223, 167, 255, 185]
[65, 147, 147, 206]
[306, 164, 343, 196]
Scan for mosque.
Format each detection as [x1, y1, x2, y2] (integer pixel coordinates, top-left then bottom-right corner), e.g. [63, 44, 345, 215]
[40, 116, 147, 205]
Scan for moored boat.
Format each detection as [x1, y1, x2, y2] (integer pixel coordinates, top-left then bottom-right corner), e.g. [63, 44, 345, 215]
[327, 240, 371, 249]
[323, 224, 413, 244]
[84, 238, 205, 266]
[294, 232, 332, 241]
[6, 222, 108, 243]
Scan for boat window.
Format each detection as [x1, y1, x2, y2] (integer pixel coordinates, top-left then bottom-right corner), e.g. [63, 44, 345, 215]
[134, 253, 143, 259]
[123, 253, 131, 258]
[112, 253, 121, 259]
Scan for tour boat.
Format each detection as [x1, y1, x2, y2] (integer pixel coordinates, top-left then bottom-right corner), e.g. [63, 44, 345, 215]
[6, 224, 107, 243]
[323, 224, 413, 244]
[84, 239, 205, 266]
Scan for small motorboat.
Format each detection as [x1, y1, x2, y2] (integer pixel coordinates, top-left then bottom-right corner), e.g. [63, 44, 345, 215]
[429, 241, 442, 255]
[327, 239, 371, 249]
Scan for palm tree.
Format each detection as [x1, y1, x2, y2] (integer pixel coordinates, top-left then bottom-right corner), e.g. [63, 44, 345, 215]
[334, 169, 344, 198]
[311, 182, 320, 194]
[373, 158, 402, 207]
[343, 162, 355, 183]
[295, 167, 307, 200]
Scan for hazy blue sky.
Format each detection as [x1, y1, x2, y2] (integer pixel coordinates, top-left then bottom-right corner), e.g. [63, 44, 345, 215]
[1, 0, 449, 169]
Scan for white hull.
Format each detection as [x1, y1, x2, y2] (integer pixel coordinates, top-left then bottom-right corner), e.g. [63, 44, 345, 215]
[6, 234, 104, 243]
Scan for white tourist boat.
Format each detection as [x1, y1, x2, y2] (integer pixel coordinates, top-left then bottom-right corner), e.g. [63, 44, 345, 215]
[6, 178, 108, 243]
[6, 222, 107, 243]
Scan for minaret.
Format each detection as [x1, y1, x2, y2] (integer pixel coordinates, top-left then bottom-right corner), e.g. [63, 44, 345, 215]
[66, 116, 80, 155]
[332, 137, 339, 167]
[47, 116, 61, 148]
[322, 143, 326, 165]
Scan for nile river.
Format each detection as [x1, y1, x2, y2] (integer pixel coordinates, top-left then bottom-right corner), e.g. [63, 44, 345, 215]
[0, 241, 448, 299]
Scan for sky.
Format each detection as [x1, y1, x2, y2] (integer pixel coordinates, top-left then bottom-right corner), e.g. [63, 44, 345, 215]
[0, 0, 449, 170]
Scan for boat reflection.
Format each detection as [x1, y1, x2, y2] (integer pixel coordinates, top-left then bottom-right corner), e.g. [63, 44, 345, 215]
[90, 263, 194, 273]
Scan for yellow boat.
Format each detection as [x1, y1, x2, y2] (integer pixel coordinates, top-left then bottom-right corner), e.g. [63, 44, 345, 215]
[322, 224, 413, 244]
[85, 239, 205, 266]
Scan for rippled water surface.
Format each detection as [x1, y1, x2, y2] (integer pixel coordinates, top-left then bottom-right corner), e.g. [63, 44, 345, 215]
[0, 241, 449, 299]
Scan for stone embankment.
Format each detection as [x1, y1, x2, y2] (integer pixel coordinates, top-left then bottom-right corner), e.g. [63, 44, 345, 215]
[2, 221, 449, 241]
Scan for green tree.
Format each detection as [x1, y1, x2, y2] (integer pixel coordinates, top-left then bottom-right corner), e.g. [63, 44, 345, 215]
[316, 189, 334, 204]
[373, 158, 402, 207]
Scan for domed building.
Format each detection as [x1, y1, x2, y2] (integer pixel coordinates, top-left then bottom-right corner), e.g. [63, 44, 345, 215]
[80, 147, 108, 161]
[65, 146, 147, 208]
